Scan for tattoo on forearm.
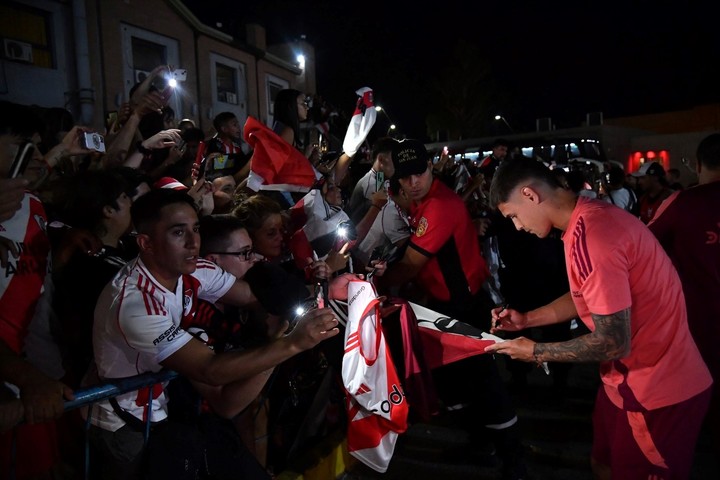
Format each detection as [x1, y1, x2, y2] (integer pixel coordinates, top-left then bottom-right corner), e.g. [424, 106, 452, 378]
[534, 309, 631, 363]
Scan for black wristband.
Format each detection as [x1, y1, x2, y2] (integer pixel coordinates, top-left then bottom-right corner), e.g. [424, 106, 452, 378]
[136, 141, 152, 155]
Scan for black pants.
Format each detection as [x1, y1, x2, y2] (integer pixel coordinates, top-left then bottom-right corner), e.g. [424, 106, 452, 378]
[428, 288, 517, 426]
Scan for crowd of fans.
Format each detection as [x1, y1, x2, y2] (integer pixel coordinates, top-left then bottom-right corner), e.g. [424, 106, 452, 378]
[1, 63, 718, 480]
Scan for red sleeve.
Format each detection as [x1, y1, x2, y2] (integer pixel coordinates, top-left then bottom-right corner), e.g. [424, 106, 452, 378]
[409, 201, 455, 256]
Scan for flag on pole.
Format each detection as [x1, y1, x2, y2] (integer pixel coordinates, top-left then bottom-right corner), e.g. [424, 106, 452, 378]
[342, 87, 377, 158]
[343, 280, 408, 473]
[243, 116, 317, 192]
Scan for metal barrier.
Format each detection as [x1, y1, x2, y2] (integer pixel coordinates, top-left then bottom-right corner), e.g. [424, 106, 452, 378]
[7, 370, 178, 480]
[63, 370, 178, 412]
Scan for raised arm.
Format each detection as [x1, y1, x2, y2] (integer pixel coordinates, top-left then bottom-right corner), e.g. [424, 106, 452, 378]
[160, 307, 338, 387]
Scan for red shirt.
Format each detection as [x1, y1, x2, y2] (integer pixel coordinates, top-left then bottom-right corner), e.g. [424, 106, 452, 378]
[563, 197, 711, 410]
[0, 193, 50, 353]
[408, 179, 489, 302]
[648, 181, 720, 381]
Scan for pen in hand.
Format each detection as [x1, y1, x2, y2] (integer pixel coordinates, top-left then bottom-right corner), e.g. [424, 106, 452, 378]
[494, 303, 509, 329]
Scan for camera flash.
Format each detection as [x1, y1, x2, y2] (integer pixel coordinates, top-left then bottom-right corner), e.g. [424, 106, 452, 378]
[295, 306, 306, 317]
[337, 227, 347, 238]
[168, 78, 178, 88]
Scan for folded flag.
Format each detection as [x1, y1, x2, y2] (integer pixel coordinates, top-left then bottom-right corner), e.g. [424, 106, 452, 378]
[243, 116, 317, 192]
[343, 280, 408, 473]
[342, 87, 377, 158]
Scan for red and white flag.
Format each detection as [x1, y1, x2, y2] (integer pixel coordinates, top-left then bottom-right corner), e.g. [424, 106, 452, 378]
[343, 280, 408, 473]
[408, 302, 499, 369]
[243, 116, 317, 192]
[342, 87, 377, 157]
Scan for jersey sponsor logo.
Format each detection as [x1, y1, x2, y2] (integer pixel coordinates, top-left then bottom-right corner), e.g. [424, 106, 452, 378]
[348, 285, 366, 307]
[572, 290, 583, 298]
[415, 216, 428, 237]
[152, 324, 182, 345]
[369, 383, 405, 415]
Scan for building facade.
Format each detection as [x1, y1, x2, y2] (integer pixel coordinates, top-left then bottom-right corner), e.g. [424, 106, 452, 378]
[0, 0, 316, 136]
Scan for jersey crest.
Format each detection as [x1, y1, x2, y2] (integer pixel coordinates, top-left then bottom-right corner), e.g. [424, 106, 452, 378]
[415, 216, 428, 237]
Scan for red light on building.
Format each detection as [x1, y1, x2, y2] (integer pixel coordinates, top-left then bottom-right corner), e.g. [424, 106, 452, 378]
[628, 150, 670, 173]
[629, 151, 643, 172]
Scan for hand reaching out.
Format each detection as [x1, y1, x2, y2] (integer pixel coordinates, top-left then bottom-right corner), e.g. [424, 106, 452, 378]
[286, 307, 339, 351]
[142, 129, 181, 150]
[305, 257, 331, 280]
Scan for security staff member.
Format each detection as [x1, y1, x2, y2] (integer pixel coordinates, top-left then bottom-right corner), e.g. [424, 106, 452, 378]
[375, 140, 526, 479]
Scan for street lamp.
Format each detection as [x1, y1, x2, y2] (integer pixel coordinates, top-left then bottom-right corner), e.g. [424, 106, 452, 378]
[494, 115, 514, 133]
[376, 106, 398, 136]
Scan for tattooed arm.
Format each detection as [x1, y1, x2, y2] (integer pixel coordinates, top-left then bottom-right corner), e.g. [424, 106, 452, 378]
[485, 308, 631, 364]
[533, 308, 631, 363]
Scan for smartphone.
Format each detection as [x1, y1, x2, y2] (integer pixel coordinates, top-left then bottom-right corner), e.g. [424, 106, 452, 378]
[171, 69, 187, 82]
[8, 141, 35, 179]
[192, 141, 207, 180]
[375, 170, 385, 191]
[81, 132, 106, 152]
[175, 138, 187, 155]
[315, 282, 326, 309]
[160, 85, 173, 103]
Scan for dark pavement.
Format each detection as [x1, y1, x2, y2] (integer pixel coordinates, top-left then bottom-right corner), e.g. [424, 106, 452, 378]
[344, 353, 718, 480]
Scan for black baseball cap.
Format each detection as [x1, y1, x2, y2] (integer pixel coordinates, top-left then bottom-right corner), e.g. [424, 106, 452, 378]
[391, 139, 430, 179]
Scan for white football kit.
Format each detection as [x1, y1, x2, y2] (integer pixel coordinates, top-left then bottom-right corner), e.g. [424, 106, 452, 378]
[91, 257, 235, 431]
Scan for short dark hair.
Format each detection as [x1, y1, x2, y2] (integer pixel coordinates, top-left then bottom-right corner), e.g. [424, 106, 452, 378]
[492, 138, 510, 149]
[0, 101, 44, 138]
[113, 166, 153, 198]
[182, 127, 205, 143]
[131, 189, 196, 235]
[59, 169, 129, 233]
[696, 133, 720, 170]
[199, 214, 247, 256]
[607, 165, 626, 186]
[489, 157, 563, 207]
[213, 112, 237, 133]
[372, 136, 398, 160]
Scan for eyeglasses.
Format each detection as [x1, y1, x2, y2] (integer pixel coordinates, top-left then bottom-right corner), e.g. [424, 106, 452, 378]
[297, 98, 311, 108]
[211, 249, 257, 261]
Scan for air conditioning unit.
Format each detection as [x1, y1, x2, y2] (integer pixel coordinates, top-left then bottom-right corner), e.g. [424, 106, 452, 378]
[536, 117, 553, 132]
[3, 39, 33, 63]
[134, 69, 150, 84]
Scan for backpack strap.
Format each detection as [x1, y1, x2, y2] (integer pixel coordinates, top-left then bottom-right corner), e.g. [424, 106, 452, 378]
[108, 396, 163, 432]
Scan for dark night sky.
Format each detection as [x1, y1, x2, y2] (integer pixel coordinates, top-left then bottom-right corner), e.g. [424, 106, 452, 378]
[182, 0, 719, 141]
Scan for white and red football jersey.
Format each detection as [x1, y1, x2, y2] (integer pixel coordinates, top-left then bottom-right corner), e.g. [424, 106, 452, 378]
[91, 257, 235, 431]
[0, 193, 50, 353]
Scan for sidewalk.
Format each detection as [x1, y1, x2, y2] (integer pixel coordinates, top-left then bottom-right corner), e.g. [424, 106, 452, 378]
[344, 356, 718, 479]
